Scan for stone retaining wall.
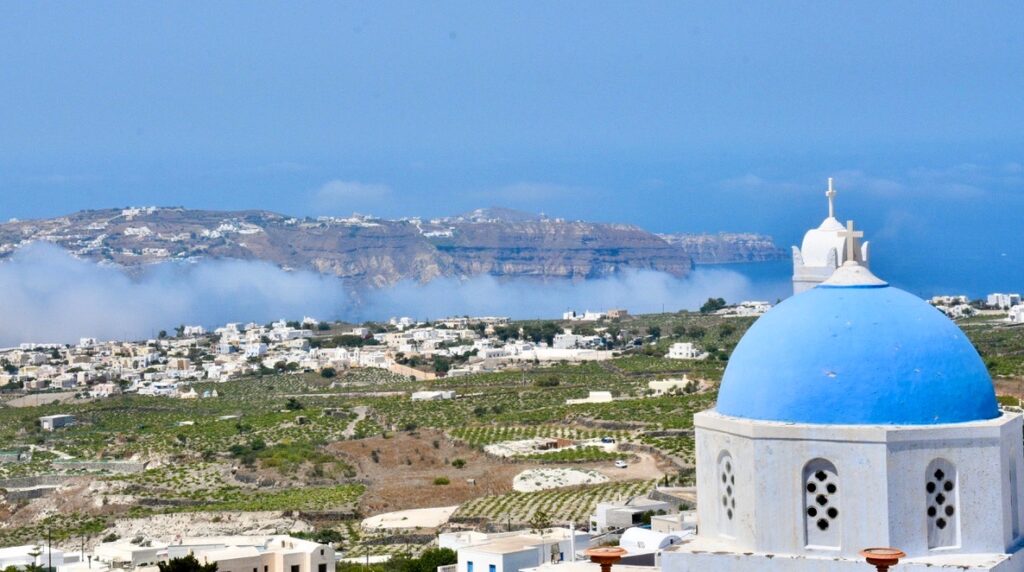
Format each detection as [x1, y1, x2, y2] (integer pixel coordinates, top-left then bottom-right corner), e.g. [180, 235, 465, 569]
[0, 474, 73, 488]
[4, 486, 58, 501]
[53, 460, 147, 473]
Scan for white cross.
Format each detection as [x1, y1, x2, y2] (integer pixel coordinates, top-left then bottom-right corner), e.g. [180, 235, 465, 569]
[837, 219, 864, 263]
[825, 177, 837, 218]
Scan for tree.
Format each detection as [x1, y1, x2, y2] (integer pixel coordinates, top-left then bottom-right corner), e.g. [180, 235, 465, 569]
[647, 325, 662, 339]
[414, 548, 457, 572]
[700, 297, 727, 314]
[433, 356, 452, 374]
[158, 330, 168, 339]
[320, 367, 337, 379]
[285, 398, 304, 411]
[672, 324, 687, 338]
[492, 325, 516, 341]
[529, 509, 553, 535]
[158, 554, 218, 572]
[311, 528, 343, 544]
[534, 376, 560, 388]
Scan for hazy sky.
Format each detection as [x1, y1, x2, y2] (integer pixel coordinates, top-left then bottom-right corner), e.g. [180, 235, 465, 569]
[1, 1, 1022, 291]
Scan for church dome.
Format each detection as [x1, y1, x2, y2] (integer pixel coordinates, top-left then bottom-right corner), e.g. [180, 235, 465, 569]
[799, 216, 846, 266]
[716, 264, 1000, 425]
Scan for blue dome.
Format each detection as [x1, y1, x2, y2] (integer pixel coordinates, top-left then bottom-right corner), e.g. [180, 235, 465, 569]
[716, 282, 1000, 425]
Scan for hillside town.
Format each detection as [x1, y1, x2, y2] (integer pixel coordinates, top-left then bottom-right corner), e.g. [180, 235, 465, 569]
[8, 286, 1024, 400]
[0, 298, 779, 397]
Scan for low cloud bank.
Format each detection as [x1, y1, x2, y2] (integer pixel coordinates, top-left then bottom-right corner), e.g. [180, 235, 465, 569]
[0, 244, 786, 346]
[0, 243, 349, 346]
[358, 268, 778, 322]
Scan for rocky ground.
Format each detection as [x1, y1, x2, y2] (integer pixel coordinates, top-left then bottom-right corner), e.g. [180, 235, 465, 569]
[105, 512, 312, 545]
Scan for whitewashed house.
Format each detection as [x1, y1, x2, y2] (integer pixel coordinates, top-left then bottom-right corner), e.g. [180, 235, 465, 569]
[666, 343, 707, 360]
[442, 528, 591, 572]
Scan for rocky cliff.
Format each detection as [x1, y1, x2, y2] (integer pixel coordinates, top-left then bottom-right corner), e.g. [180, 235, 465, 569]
[0, 207, 719, 287]
[658, 232, 788, 264]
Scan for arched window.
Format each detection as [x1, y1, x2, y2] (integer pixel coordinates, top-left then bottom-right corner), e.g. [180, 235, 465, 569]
[803, 459, 840, 549]
[926, 459, 959, 549]
[718, 451, 736, 536]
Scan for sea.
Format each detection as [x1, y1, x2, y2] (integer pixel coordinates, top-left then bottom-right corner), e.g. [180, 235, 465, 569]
[708, 251, 1024, 304]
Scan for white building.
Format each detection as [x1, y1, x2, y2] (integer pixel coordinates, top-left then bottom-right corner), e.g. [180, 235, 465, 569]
[648, 377, 698, 396]
[988, 293, 1022, 309]
[39, 414, 75, 431]
[244, 343, 269, 358]
[791, 179, 870, 294]
[930, 295, 969, 306]
[591, 497, 675, 534]
[566, 391, 614, 405]
[651, 511, 698, 534]
[941, 303, 976, 319]
[552, 331, 601, 350]
[562, 311, 606, 322]
[662, 253, 1024, 571]
[620, 528, 687, 555]
[441, 528, 591, 572]
[411, 390, 455, 401]
[138, 381, 178, 396]
[666, 343, 706, 360]
[0, 545, 66, 569]
[93, 535, 332, 572]
[716, 300, 773, 317]
[1010, 305, 1024, 324]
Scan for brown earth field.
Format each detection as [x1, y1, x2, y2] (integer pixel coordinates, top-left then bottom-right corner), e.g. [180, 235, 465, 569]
[995, 377, 1024, 398]
[327, 429, 669, 516]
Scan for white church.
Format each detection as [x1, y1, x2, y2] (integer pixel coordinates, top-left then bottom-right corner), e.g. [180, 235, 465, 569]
[659, 183, 1024, 571]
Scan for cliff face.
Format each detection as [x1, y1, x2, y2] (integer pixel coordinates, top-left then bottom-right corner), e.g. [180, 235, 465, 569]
[658, 232, 787, 264]
[0, 207, 699, 287]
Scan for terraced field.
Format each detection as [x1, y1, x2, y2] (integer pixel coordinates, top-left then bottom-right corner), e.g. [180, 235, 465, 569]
[448, 426, 630, 447]
[455, 480, 656, 524]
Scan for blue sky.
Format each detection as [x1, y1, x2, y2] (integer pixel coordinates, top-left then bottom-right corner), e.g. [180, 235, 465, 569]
[1, 1, 1022, 293]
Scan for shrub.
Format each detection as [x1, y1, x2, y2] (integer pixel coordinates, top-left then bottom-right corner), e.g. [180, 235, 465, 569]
[433, 477, 450, 485]
[534, 376, 560, 388]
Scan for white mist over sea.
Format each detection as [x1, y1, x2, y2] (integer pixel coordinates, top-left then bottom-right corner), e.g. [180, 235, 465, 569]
[4, 239, 1013, 346]
[0, 244, 791, 346]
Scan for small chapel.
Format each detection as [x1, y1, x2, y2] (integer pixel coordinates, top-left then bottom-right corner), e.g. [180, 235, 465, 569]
[660, 183, 1024, 571]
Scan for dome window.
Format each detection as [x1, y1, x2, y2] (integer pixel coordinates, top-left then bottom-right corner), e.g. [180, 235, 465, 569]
[926, 459, 959, 549]
[803, 459, 840, 550]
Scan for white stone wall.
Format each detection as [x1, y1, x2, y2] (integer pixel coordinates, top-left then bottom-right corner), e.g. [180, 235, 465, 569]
[691, 411, 1024, 562]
